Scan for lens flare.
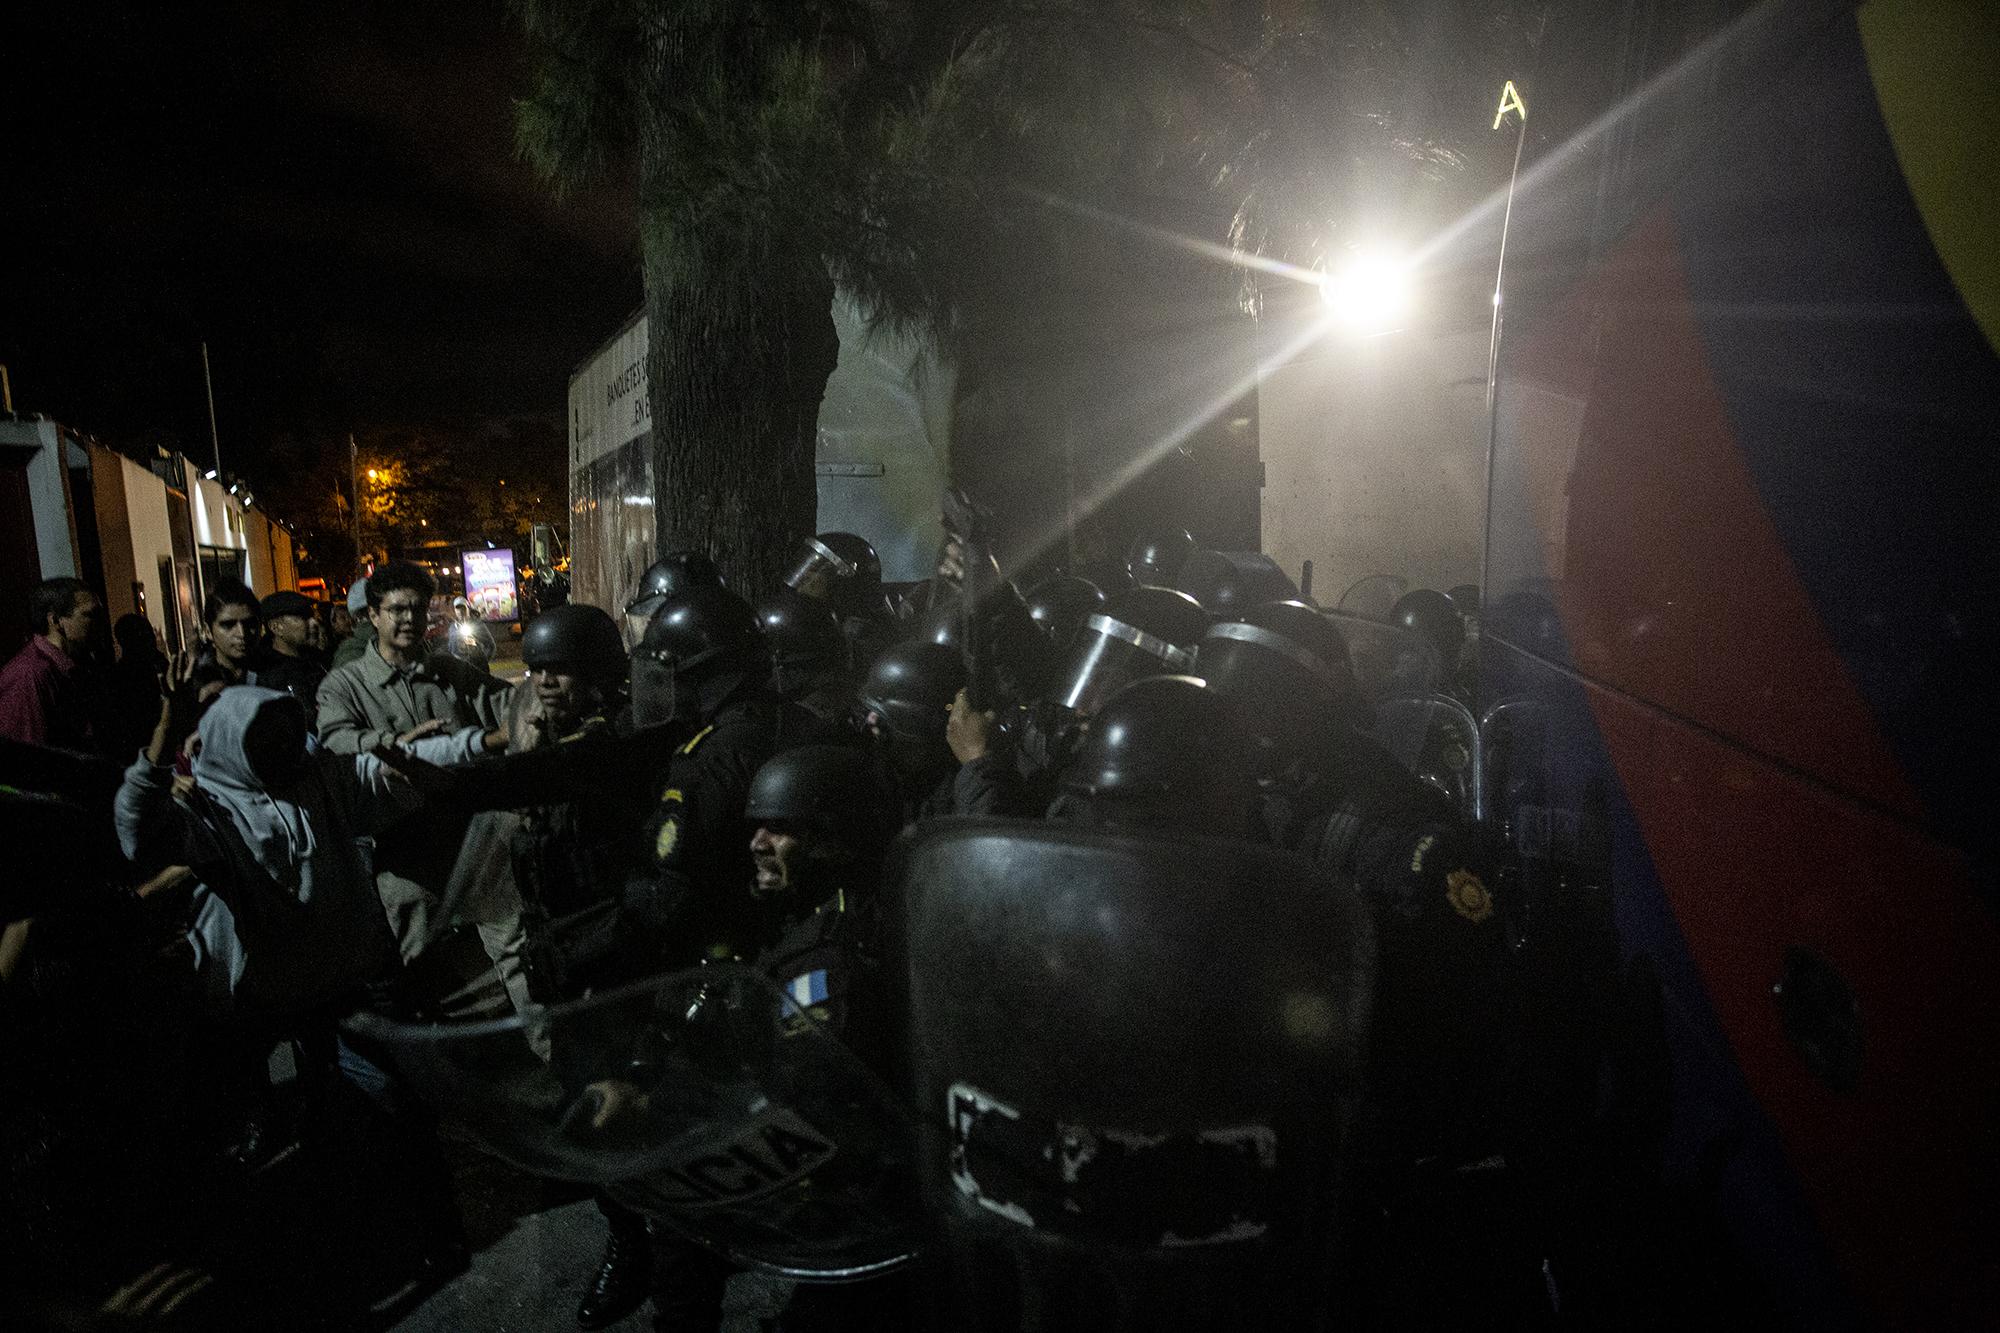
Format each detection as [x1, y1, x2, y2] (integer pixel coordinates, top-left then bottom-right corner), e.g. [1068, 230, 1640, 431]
[1319, 251, 1411, 332]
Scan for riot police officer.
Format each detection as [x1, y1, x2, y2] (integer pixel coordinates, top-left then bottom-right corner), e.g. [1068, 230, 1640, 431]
[743, 744, 899, 1037]
[754, 585, 854, 729]
[1391, 587, 1471, 697]
[623, 549, 724, 643]
[1021, 574, 1107, 652]
[508, 606, 638, 981]
[859, 639, 1022, 823]
[1196, 600, 1505, 1159]
[782, 531, 894, 672]
[1174, 548, 1300, 619]
[629, 583, 827, 964]
[1125, 527, 1197, 586]
[915, 576, 1054, 710]
[566, 746, 909, 1331]
[1051, 673, 1261, 835]
[1015, 584, 1210, 805]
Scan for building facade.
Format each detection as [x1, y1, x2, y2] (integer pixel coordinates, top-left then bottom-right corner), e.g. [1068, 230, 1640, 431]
[1, 415, 297, 657]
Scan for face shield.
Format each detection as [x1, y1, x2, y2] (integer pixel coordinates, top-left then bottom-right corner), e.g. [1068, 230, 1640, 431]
[1051, 614, 1195, 717]
[781, 538, 858, 603]
[628, 647, 684, 730]
[623, 605, 657, 648]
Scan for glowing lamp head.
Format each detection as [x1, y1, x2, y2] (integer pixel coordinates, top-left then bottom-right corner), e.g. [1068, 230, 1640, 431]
[1319, 251, 1412, 332]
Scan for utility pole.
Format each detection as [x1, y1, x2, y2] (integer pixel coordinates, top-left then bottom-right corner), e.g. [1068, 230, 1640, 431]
[201, 341, 223, 479]
[349, 432, 364, 570]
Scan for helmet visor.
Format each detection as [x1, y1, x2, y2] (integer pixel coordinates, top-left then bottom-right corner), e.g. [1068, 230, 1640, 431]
[781, 539, 857, 602]
[629, 650, 682, 729]
[1051, 615, 1194, 717]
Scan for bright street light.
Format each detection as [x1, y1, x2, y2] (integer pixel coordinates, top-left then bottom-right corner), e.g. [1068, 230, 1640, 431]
[1319, 250, 1412, 333]
[366, 468, 380, 481]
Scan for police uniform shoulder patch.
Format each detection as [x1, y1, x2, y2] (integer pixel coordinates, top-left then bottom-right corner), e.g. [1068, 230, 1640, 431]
[1445, 867, 1494, 923]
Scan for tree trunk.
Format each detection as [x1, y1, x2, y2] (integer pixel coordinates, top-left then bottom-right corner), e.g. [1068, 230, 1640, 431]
[643, 239, 839, 598]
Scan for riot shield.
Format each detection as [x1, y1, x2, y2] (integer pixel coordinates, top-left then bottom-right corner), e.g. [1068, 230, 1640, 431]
[1370, 694, 1481, 822]
[1321, 610, 1439, 704]
[1320, 611, 1480, 820]
[1334, 572, 1407, 619]
[344, 965, 921, 1280]
[886, 818, 1374, 1330]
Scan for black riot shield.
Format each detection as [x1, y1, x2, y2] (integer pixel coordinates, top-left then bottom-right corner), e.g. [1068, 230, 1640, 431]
[1323, 611, 1482, 822]
[344, 966, 921, 1280]
[885, 819, 1375, 1330]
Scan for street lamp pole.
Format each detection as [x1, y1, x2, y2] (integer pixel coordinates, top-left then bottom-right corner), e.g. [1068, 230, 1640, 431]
[201, 341, 223, 479]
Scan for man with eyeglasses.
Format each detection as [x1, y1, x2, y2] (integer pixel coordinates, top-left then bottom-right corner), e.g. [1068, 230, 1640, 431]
[317, 561, 513, 970]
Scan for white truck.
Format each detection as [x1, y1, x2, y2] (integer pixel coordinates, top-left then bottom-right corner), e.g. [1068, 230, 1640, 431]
[566, 297, 954, 612]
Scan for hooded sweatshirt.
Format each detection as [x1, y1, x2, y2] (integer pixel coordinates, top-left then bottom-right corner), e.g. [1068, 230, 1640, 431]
[115, 686, 458, 1013]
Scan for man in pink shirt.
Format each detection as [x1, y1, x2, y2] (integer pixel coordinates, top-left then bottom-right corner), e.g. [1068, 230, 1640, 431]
[0, 577, 103, 750]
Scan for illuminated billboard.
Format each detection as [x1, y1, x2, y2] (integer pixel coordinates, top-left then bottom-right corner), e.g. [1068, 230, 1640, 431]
[461, 548, 519, 622]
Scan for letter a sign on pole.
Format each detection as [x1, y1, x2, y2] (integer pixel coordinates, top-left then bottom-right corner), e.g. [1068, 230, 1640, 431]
[1480, 75, 1532, 601]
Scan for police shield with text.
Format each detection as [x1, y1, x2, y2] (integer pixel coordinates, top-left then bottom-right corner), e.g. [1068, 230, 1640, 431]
[888, 815, 1373, 1331]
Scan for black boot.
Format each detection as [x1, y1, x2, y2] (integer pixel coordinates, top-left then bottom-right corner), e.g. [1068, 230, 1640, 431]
[577, 1213, 654, 1330]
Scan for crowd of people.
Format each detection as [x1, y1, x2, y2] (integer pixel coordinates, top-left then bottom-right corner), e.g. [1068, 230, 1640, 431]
[0, 520, 1508, 1330]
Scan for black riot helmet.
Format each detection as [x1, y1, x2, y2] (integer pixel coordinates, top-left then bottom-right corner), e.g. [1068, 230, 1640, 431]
[624, 550, 724, 639]
[1391, 588, 1466, 668]
[1049, 585, 1208, 717]
[521, 605, 627, 685]
[1175, 549, 1300, 620]
[1023, 575, 1107, 651]
[1198, 600, 1368, 763]
[744, 744, 894, 860]
[919, 580, 1053, 704]
[859, 639, 965, 746]
[783, 532, 884, 620]
[1062, 674, 1258, 833]
[753, 586, 846, 699]
[631, 584, 766, 727]
[1125, 529, 1197, 585]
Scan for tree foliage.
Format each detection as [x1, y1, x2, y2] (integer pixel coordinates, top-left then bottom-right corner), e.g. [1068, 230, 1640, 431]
[512, 0, 1543, 585]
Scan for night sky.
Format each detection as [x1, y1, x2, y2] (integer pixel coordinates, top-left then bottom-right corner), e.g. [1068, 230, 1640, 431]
[2, 0, 639, 480]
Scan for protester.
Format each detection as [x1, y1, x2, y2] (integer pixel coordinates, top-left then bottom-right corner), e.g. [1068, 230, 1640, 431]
[193, 581, 261, 690]
[98, 612, 168, 759]
[305, 601, 333, 661]
[114, 680, 475, 1299]
[330, 577, 375, 669]
[0, 576, 103, 749]
[256, 590, 328, 711]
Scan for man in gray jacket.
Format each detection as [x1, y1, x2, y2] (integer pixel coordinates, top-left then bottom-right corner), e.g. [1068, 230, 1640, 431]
[317, 561, 515, 972]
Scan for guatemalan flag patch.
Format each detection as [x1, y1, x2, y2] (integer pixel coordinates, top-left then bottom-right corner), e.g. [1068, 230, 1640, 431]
[786, 970, 831, 1011]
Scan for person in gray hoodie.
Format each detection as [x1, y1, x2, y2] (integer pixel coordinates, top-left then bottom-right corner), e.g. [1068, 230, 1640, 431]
[115, 682, 475, 1294]
[115, 683, 483, 1015]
